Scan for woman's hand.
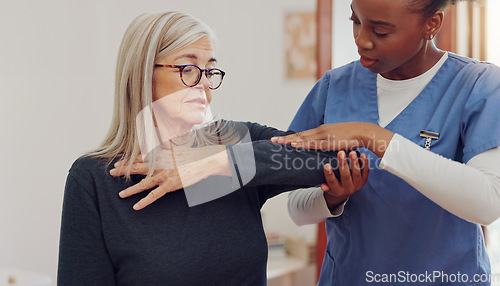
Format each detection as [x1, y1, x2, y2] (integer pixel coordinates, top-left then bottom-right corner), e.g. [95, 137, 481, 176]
[321, 150, 369, 210]
[110, 150, 231, 210]
[271, 122, 395, 158]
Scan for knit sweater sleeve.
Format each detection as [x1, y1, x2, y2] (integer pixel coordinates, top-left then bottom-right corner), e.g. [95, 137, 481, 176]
[58, 167, 116, 285]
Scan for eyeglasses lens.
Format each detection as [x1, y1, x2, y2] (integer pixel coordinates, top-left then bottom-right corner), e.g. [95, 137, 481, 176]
[181, 66, 223, 89]
[206, 70, 223, 89]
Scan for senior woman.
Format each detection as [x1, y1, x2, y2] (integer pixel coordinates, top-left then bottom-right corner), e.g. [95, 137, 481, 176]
[57, 12, 367, 285]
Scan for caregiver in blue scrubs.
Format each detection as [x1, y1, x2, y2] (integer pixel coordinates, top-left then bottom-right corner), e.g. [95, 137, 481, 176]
[276, 0, 500, 285]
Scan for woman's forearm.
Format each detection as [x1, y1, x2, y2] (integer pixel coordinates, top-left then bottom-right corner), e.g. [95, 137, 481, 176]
[229, 140, 341, 187]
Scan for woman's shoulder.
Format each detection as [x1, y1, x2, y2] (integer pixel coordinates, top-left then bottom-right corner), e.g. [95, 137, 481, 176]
[67, 155, 116, 186]
[69, 155, 111, 173]
[207, 120, 291, 142]
[203, 119, 250, 139]
[65, 154, 131, 198]
[218, 120, 271, 131]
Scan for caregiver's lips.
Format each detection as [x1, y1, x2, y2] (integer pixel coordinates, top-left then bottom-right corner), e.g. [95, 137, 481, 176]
[360, 56, 378, 68]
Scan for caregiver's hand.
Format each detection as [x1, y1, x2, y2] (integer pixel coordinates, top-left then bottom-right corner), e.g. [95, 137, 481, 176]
[110, 150, 231, 210]
[321, 150, 369, 209]
[271, 122, 394, 158]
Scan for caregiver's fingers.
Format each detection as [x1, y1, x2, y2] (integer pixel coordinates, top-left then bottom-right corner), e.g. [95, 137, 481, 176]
[337, 151, 355, 191]
[321, 163, 340, 192]
[358, 153, 370, 188]
[349, 151, 363, 189]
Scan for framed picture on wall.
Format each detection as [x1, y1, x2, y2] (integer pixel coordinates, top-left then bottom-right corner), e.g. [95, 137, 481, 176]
[284, 10, 316, 80]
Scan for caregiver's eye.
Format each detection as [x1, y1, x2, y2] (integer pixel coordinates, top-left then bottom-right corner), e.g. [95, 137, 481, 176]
[373, 31, 389, 38]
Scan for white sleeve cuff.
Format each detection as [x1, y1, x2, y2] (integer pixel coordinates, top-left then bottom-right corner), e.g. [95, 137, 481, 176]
[378, 133, 406, 171]
[330, 197, 349, 217]
[288, 188, 346, 225]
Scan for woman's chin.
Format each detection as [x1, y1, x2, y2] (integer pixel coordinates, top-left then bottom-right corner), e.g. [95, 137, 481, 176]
[183, 114, 206, 127]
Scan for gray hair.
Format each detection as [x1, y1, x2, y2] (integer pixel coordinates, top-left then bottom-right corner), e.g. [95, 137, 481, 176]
[88, 12, 219, 178]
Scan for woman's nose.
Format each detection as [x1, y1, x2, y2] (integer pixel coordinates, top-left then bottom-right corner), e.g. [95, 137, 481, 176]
[354, 28, 374, 50]
[196, 72, 211, 90]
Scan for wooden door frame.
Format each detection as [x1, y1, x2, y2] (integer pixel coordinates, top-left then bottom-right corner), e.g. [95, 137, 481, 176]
[315, 0, 332, 282]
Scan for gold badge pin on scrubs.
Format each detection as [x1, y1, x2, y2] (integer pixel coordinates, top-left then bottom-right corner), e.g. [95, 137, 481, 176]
[420, 130, 440, 150]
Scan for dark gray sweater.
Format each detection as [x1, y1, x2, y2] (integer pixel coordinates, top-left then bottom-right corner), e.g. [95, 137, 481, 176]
[58, 121, 343, 286]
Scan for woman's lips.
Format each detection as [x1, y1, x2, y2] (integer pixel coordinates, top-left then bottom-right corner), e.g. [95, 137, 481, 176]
[186, 98, 207, 108]
[360, 56, 378, 68]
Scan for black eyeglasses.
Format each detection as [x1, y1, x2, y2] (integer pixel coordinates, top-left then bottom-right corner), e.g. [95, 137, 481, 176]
[154, 64, 226, 90]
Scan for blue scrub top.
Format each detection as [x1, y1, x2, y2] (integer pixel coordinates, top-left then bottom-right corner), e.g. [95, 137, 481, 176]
[290, 53, 500, 286]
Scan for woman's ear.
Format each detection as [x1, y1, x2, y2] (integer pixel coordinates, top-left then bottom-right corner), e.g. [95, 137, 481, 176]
[425, 10, 444, 40]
